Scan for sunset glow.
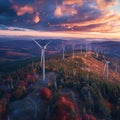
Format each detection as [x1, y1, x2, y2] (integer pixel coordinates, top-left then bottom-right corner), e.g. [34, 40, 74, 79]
[0, 0, 120, 40]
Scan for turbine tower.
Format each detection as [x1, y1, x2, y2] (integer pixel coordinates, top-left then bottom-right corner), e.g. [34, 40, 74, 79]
[88, 44, 92, 53]
[86, 44, 88, 53]
[103, 56, 110, 80]
[62, 41, 65, 60]
[34, 40, 52, 81]
[84, 44, 88, 57]
[80, 45, 82, 54]
[72, 44, 75, 58]
[115, 60, 118, 73]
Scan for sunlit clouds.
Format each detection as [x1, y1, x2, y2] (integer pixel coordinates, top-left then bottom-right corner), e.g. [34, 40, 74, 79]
[62, 0, 83, 6]
[54, 5, 77, 18]
[0, 0, 120, 40]
[33, 13, 40, 23]
[96, 0, 118, 10]
[55, 10, 120, 33]
[12, 5, 34, 16]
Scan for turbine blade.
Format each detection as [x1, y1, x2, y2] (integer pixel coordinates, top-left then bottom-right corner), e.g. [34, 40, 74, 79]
[63, 46, 65, 51]
[44, 40, 52, 48]
[34, 40, 42, 48]
[103, 55, 106, 62]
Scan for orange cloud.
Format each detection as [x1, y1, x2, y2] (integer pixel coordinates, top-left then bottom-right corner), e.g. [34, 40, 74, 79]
[54, 6, 62, 18]
[12, 5, 34, 16]
[54, 5, 77, 18]
[33, 14, 40, 23]
[96, 0, 118, 9]
[54, 10, 120, 33]
[62, 0, 83, 6]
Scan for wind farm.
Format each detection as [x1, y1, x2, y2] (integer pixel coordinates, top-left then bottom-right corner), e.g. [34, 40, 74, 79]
[0, 0, 120, 120]
[0, 39, 120, 120]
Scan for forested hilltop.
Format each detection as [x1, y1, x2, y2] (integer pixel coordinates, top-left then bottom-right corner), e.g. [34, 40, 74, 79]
[0, 51, 120, 120]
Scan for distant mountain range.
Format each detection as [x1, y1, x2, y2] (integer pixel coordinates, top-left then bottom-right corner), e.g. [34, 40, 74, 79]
[0, 38, 120, 64]
[91, 41, 120, 58]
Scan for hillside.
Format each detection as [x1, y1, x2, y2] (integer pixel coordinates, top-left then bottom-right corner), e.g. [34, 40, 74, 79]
[0, 51, 120, 120]
[46, 52, 120, 83]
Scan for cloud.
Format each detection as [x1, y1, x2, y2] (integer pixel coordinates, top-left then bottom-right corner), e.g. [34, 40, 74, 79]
[33, 13, 40, 23]
[0, 0, 120, 35]
[52, 10, 120, 33]
[12, 5, 34, 16]
[62, 0, 83, 6]
[54, 5, 77, 18]
[0, 28, 120, 40]
[96, 0, 118, 9]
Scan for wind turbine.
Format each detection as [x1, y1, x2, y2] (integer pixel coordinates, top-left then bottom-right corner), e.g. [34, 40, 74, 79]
[62, 41, 65, 60]
[103, 56, 110, 80]
[94, 47, 99, 58]
[80, 45, 82, 54]
[88, 44, 92, 53]
[34, 40, 52, 81]
[54, 80, 57, 90]
[86, 44, 88, 53]
[84, 44, 88, 57]
[115, 60, 118, 73]
[72, 44, 75, 58]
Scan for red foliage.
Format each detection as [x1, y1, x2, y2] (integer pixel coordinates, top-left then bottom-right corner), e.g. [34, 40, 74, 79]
[33, 68, 37, 74]
[26, 74, 33, 81]
[83, 114, 96, 120]
[40, 88, 52, 100]
[19, 80, 27, 87]
[83, 114, 89, 120]
[103, 99, 113, 110]
[89, 115, 96, 120]
[54, 95, 81, 120]
[26, 73, 37, 83]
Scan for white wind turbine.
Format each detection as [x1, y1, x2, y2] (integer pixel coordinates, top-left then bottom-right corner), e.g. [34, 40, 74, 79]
[94, 47, 99, 58]
[86, 44, 88, 53]
[88, 44, 92, 53]
[84, 44, 88, 57]
[72, 44, 75, 58]
[62, 41, 65, 60]
[103, 56, 110, 80]
[115, 60, 118, 73]
[34, 40, 52, 81]
[80, 45, 82, 54]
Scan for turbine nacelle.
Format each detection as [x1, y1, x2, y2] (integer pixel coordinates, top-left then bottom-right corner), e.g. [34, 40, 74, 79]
[43, 46, 47, 49]
[106, 61, 110, 64]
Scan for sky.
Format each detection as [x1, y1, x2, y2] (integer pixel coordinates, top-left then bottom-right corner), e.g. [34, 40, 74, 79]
[0, 0, 120, 40]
